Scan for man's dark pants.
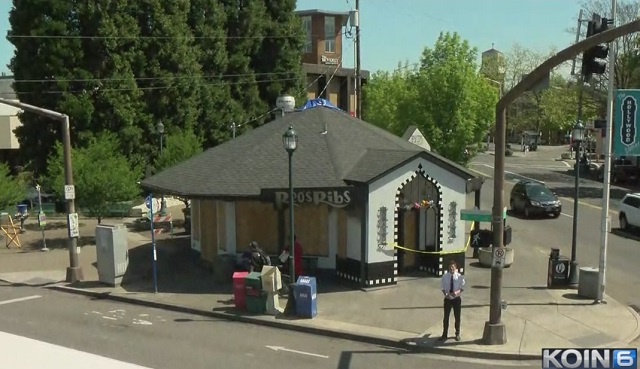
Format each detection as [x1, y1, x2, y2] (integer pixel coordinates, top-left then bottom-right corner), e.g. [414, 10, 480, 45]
[443, 296, 461, 335]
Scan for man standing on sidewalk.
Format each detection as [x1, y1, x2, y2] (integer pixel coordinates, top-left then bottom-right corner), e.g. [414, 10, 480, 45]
[439, 260, 465, 341]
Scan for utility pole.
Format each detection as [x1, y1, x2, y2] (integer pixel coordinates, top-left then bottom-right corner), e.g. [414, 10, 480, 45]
[596, 0, 617, 304]
[231, 122, 236, 139]
[355, 0, 362, 119]
[571, 9, 585, 76]
[0, 97, 83, 282]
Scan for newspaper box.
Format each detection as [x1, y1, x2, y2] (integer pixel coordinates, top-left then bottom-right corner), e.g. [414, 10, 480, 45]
[232, 271, 249, 310]
[293, 276, 317, 318]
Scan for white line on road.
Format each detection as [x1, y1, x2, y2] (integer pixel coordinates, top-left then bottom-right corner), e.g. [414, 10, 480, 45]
[0, 295, 42, 306]
[266, 345, 329, 359]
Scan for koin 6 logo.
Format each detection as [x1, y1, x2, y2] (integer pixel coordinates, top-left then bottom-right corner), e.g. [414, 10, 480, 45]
[542, 348, 637, 369]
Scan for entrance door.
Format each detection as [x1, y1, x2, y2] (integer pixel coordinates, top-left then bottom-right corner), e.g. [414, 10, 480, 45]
[398, 208, 418, 274]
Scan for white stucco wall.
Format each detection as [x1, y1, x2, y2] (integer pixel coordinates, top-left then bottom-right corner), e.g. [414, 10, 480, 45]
[367, 157, 469, 264]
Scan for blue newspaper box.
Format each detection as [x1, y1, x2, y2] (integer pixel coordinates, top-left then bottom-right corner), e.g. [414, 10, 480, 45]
[293, 276, 317, 318]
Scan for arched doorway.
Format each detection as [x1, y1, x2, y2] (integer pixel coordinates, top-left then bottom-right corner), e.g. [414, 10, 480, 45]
[394, 171, 442, 274]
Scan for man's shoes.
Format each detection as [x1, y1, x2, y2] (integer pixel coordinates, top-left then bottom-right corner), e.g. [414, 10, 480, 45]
[455, 334, 461, 341]
[438, 334, 447, 341]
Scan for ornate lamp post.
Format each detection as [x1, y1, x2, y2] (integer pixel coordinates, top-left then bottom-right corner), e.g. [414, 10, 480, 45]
[282, 125, 298, 282]
[569, 121, 586, 286]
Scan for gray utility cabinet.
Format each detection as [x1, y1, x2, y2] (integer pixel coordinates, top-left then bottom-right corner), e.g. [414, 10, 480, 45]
[96, 224, 129, 286]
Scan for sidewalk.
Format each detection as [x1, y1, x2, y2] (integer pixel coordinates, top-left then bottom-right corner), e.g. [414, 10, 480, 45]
[1, 229, 638, 361]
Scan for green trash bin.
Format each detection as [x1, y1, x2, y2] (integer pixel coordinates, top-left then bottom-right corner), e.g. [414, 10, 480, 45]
[245, 272, 266, 314]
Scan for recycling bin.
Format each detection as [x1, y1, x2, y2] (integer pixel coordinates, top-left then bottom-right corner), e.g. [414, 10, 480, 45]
[547, 248, 569, 288]
[293, 276, 317, 318]
[232, 271, 249, 310]
[244, 272, 266, 314]
[95, 224, 129, 286]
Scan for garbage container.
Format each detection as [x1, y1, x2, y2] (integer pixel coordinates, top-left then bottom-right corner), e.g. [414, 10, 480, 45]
[233, 271, 249, 310]
[16, 204, 28, 215]
[244, 272, 266, 314]
[547, 248, 569, 288]
[95, 224, 129, 286]
[293, 276, 317, 318]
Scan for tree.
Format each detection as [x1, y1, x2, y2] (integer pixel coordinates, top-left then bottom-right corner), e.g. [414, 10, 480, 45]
[0, 163, 25, 212]
[363, 33, 497, 165]
[154, 131, 203, 207]
[45, 133, 142, 223]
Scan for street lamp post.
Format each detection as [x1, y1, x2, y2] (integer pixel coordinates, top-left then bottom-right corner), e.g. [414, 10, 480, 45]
[569, 121, 586, 286]
[282, 125, 298, 283]
[156, 122, 167, 216]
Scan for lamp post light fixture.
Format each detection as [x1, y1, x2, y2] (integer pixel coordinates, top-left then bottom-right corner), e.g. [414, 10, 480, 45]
[282, 124, 298, 283]
[156, 121, 167, 216]
[569, 120, 586, 287]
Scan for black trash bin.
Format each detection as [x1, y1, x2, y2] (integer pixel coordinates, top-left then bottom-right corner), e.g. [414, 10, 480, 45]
[547, 248, 569, 288]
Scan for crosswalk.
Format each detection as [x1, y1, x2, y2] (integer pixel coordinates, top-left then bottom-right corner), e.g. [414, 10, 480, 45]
[0, 330, 153, 369]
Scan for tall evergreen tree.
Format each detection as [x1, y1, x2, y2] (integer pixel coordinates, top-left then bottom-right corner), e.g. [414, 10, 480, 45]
[132, 0, 202, 146]
[76, 0, 150, 166]
[221, 0, 268, 128]
[188, 0, 241, 147]
[253, 0, 305, 107]
[8, 0, 86, 174]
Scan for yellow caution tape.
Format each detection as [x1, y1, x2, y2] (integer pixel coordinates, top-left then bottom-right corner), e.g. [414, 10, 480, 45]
[390, 221, 476, 255]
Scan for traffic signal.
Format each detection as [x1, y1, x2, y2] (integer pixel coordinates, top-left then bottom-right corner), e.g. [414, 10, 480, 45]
[581, 14, 610, 82]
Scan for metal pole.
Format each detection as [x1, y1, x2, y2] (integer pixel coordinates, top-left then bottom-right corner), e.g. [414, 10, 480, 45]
[483, 105, 507, 345]
[159, 133, 166, 216]
[355, 0, 362, 119]
[149, 194, 158, 293]
[569, 81, 585, 286]
[37, 185, 48, 252]
[232, 122, 236, 139]
[288, 151, 296, 284]
[63, 115, 83, 282]
[596, 0, 616, 304]
[571, 9, 585, 76]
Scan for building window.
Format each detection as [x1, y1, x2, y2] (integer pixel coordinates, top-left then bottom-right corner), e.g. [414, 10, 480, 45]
[324, 16, 335, 53]
[302, 16, 312, 54]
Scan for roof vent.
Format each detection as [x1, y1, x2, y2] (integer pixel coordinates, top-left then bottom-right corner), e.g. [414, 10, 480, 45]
[276, 95, 296, 117]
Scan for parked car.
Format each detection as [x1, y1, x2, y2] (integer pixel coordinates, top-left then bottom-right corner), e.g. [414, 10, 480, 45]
[619, 193, 640, 230]
[509, 179, 562, 218]
[597, 158, 640, 184]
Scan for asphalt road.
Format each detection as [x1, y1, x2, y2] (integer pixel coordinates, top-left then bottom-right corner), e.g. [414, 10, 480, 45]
[469, 153, 640, 312]
[0, 284, 539, 369]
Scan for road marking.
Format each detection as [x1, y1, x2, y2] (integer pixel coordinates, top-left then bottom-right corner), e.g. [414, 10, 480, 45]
[0, 295, 42, 306]
[266, 345, 329, 359]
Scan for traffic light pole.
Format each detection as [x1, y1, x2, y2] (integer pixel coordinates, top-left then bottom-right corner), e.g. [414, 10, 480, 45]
[483, 17, 640, 345]
[569, 77, 585, 287]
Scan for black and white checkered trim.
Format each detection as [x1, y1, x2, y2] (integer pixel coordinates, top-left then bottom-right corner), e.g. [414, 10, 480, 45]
[336, 271, 361, 283]
[365, 278, 395, 286]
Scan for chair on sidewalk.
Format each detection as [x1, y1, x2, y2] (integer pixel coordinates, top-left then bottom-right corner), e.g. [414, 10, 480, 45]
[0, 213, 22, 249]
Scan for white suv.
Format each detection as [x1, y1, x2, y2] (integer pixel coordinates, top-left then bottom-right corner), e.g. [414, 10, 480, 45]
[619, 193, 640, 230]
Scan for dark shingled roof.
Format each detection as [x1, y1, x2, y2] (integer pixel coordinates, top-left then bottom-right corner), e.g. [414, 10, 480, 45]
[140, 107, 481, 197]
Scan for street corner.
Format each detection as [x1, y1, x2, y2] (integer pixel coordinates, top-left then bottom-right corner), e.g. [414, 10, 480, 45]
[0, 270, 66, 286]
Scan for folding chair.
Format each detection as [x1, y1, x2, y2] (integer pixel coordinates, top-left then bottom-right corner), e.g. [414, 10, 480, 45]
[0, 213, 21, 249]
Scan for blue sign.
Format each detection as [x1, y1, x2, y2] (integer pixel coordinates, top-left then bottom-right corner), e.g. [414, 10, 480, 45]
[615, 89, 640, 156]
[145, 195, 153, 210]
[293, 276, 317, 318]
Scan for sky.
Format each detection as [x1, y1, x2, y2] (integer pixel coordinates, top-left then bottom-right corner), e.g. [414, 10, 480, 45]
[0, 0, 586, 75]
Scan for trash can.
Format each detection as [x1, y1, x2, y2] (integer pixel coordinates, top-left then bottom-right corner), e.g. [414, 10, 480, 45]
[16, 204, 28, 215]
[293, 276, 317, 318]
[244, 272, 266, 314]
[547, 248, 569, 288]
[233, 271, 249, 310]
[95, 224, 129, 286]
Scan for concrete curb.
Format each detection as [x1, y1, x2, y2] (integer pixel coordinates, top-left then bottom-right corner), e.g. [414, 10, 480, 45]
[48, 284, 541, 361]
[625, 305, 640, 344]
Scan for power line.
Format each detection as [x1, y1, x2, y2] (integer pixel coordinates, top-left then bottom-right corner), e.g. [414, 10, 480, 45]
[7, 31, 346, 41]
[11, 71, 300, 84]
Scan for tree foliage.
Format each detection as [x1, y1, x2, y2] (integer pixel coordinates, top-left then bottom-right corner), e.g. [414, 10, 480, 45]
[363, 32, 497, 165]
[45, 133, 142, 223]
[0, 163, 25, 212]
[8, 0, 306, 175]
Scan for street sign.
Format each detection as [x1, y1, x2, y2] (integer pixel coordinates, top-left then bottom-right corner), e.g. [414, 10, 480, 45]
[64, 185, 75, 200]
[460, 207, 507, 222]
[67, 213, 79, 238]
[38, 212, 46, 228]
[614, 89, 640, 155]
[492, 247, 506, 268]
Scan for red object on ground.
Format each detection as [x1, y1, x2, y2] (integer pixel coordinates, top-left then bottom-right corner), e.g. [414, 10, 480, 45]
[232, 271, 249, 310]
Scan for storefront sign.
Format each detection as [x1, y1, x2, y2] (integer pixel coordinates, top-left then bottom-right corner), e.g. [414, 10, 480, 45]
[274, 189, 351, 208]
[321, 55, 339, 65]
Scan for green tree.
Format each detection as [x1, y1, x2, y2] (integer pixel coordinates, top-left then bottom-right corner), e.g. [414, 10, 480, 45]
[0, 163, 25, 212]
[8, 0, 85, 174]
[253, 0, 306, 108]
[410, 33, 497, 164]
[46, 133, 142, 223]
